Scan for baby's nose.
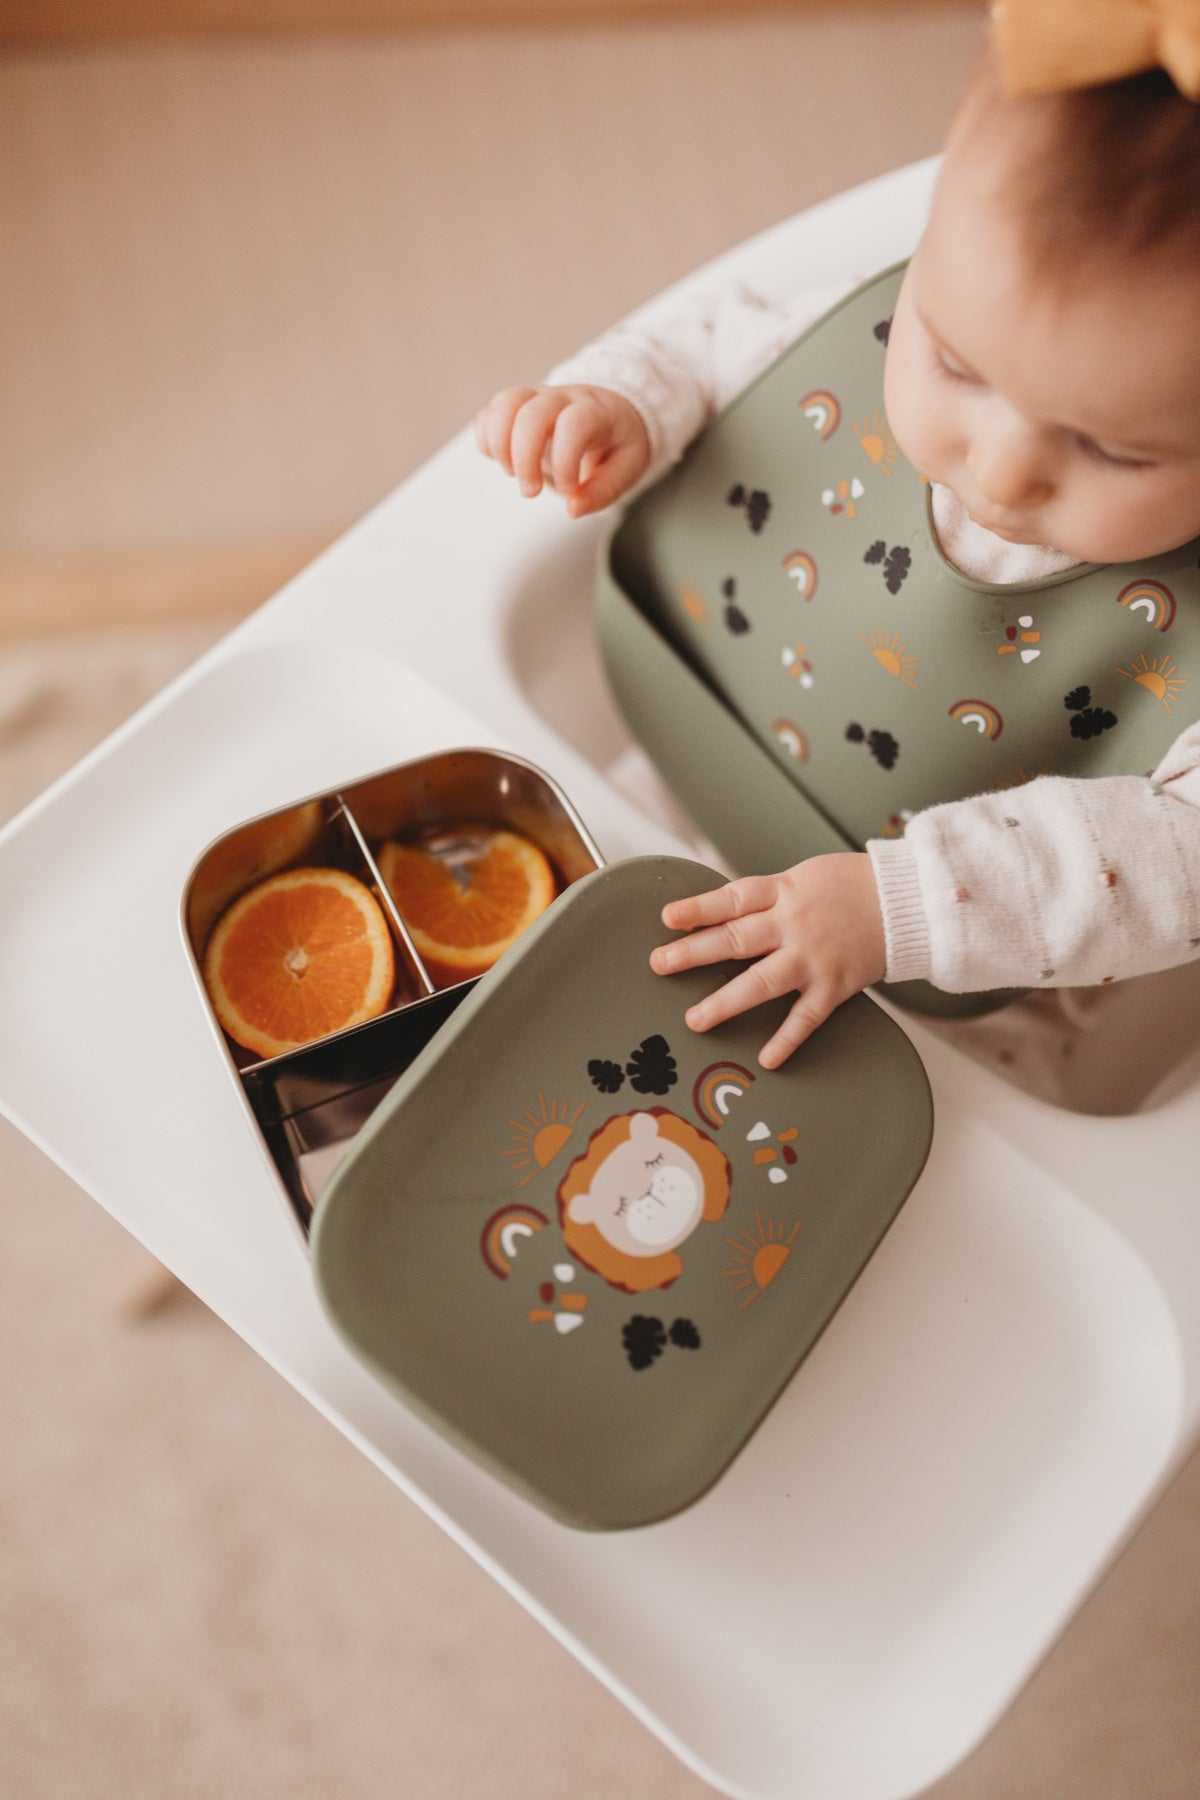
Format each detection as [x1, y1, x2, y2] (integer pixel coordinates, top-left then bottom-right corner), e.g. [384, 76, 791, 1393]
[968, 429, 1054, 511]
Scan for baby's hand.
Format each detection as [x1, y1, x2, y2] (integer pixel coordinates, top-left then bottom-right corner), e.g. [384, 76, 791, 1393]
[650, 855, 886, 1069]
[474, 384, 651, 518]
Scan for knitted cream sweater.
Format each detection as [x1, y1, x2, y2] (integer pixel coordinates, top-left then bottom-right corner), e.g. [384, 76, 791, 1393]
[548, 275, 1200, 994]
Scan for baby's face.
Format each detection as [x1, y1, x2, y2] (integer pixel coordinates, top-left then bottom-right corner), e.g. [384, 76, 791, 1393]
[884, 133, 1200, 565]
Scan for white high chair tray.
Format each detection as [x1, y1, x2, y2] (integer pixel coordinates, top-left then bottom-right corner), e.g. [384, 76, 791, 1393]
[2, 161, 1198, 1800]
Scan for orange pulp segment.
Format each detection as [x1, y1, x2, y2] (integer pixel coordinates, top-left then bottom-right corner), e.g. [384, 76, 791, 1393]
[187, 800, 324, 951]
[204, 866, 395, 1059]
[377, 829, 555, 985]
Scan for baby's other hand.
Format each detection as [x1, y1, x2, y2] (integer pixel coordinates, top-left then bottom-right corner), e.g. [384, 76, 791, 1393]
[474, 384, 651, 517]
[649, 855, 886, 1069]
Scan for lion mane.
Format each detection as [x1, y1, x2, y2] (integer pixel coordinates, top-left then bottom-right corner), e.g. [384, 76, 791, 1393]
[556, 1107, 731, 1294]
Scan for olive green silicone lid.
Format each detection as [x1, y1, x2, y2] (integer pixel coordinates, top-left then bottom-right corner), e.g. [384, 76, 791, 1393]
[311, 856, 933, 1531]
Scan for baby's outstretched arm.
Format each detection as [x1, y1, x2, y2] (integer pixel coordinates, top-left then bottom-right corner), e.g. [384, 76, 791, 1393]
[650, 854, 886, 1069]
[475, 277, 851, 517]
[655, 719, 1200, 1070]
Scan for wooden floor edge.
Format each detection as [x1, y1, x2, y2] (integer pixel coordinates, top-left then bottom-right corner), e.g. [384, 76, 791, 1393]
[3, 1, 972, 53]
[0, 531, 341, 642]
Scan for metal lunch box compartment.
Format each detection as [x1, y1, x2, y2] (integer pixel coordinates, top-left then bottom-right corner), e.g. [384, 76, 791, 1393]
[180, 747, 603, 1242]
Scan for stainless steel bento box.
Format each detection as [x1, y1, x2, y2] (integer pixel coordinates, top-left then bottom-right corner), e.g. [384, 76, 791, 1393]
[180, 748, 603, 1242]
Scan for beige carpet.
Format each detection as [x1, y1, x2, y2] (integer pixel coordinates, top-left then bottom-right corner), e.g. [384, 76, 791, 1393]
[3, 12, 1198, 1795]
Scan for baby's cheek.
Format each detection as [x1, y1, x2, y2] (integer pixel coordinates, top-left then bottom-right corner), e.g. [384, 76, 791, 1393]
[1065, 468, 1200, 564]
[883, 341, 941, 476]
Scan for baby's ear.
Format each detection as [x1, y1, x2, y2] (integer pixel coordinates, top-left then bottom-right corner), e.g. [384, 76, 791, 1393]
[567, 1189, 596, 1225]
[629, 1112, 660, 1144]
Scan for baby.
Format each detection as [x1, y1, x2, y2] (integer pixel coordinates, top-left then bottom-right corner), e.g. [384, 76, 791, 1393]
[475, 48, 1200, 1072]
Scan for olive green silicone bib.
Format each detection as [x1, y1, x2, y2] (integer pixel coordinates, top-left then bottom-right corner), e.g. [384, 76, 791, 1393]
[597, 262, 1199, 1013]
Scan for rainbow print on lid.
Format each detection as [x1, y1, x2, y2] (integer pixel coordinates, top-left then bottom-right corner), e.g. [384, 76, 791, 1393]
[692, 1060, 756, 1131]
[481, 1204, 549, 1278]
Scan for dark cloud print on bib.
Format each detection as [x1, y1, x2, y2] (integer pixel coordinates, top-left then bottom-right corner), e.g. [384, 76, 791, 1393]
[1064, 685, 1118, 741]
[721, 576, 751, 635]
[727, 483, 772, 535]
[863, 540, 911, 595]
[846, 721, 900, 770]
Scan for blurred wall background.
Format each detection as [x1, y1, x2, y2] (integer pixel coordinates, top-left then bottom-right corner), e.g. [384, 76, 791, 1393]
[2, 3, 976, 638]
[3, 9, 1199, 1800]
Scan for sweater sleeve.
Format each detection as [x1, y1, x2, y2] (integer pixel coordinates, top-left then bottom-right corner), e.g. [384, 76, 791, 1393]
[866, 719, 1200, 992]
[543, 278, 853, 493]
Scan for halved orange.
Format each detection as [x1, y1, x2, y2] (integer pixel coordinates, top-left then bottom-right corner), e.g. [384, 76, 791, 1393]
[204, 866, 395, 1060]
[188, 800, 324, 950]
[377, 828, 556, 986]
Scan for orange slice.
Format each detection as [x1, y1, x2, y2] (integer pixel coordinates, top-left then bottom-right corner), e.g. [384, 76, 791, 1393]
[187, 800, 324, 951]
[204, 866, 395, 1060]
[377, 829, 555, 986]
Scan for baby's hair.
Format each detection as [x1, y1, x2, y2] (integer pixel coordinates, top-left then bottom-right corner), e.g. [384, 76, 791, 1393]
[953, 54, 1200, 276]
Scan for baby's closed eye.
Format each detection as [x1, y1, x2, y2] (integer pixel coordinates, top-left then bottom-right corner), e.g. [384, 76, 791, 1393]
[1072, 432, 1154, 471]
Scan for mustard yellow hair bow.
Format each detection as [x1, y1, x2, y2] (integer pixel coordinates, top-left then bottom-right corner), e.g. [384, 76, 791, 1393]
[992, 0, 1200, 100]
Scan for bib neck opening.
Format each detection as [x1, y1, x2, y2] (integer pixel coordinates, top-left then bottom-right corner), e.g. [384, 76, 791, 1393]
[923, 481, 1096, 596]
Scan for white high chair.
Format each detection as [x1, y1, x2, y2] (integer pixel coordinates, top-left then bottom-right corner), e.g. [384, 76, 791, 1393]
[1, 158, 1196, 1799]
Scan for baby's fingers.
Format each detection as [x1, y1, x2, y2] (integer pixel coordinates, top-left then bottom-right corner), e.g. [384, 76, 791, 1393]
[661, 876, 777, 935]
[547, 396, 609, 496]
[567, 439, 650, 517]
[758, 986, 838, 1070]
[650, 909, 776, 976]
[478, 386, 537, 474]
[683, 949, 797, 1034]
[511, 391, 571, 496]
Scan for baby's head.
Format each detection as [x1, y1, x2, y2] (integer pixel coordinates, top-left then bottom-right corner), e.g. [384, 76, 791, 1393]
[886, 57, 1200, 564]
